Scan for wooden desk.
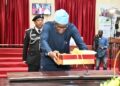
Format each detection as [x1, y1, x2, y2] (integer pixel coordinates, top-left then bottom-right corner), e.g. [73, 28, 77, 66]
[7, 70, 119, 86]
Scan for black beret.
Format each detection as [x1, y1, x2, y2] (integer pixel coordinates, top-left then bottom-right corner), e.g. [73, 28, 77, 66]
[32, 14, 44, 21]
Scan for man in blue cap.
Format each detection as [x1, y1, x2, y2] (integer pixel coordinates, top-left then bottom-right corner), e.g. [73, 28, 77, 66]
[40, 9, 87, 71]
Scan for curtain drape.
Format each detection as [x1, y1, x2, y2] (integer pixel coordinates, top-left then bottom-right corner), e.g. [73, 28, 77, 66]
[55, 0, 96, 45]
[0, 0, 29, 44]
[0, 0, 6, 44]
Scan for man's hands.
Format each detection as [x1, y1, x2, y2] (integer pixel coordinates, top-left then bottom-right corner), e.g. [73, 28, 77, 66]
[48, 50, 61, 65]
[99, 46, 107, 49]
[48, 50, 60, 60]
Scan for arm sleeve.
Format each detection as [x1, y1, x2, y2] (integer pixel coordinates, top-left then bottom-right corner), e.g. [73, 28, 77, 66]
[93, 35, 99, 50]
[71, 25, 88, 50]
[40, 24, 52, 54]
[23, 31, 29, 61]
[104, 38, 108, 49]
[92, 37, 96, 50]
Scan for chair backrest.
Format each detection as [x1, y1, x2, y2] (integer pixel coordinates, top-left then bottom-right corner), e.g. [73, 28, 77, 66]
[109, 37, 120, 58]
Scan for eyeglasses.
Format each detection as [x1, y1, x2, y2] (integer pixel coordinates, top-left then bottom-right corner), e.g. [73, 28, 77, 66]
[55, 24, 68, 29]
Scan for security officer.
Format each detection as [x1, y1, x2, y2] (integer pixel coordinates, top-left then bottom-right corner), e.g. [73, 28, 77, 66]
[23, 14, 44, 72]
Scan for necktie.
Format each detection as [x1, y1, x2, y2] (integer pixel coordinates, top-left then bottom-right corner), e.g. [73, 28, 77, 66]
[38, 29, 41, 50]
[38, 29, 41, 33]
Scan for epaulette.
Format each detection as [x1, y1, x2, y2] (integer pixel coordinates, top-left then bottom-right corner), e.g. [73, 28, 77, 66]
[25, 28, 34, 32]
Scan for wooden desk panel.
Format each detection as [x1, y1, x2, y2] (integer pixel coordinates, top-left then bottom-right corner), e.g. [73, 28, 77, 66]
[6, 70, 119, 86]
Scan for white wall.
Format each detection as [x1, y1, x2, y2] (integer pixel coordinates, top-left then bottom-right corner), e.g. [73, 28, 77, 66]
[96, 0, 120, 34]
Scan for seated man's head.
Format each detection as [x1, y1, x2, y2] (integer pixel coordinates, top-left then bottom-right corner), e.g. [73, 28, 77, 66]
[32, 14, 44, 29]
[54, 9, 69, 34]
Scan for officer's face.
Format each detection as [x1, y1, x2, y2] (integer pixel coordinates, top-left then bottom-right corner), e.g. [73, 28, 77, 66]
[55, 23, 67, 34]
[34, 18, 44, 28]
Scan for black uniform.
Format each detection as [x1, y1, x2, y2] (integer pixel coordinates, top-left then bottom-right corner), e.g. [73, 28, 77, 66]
[23, 28, 42, 71]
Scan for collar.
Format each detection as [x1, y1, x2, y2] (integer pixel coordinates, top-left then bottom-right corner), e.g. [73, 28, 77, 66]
[34, 26, 43, 33]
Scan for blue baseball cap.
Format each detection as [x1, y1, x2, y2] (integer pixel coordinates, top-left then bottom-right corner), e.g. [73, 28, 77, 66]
[54, 9, 69, 25]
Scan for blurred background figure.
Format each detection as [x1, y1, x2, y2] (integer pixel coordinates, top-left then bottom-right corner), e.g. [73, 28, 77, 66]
[93, 30, 108, 70]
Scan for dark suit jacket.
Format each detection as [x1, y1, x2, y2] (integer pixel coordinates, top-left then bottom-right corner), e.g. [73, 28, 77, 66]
[23, 28, 41, 65]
